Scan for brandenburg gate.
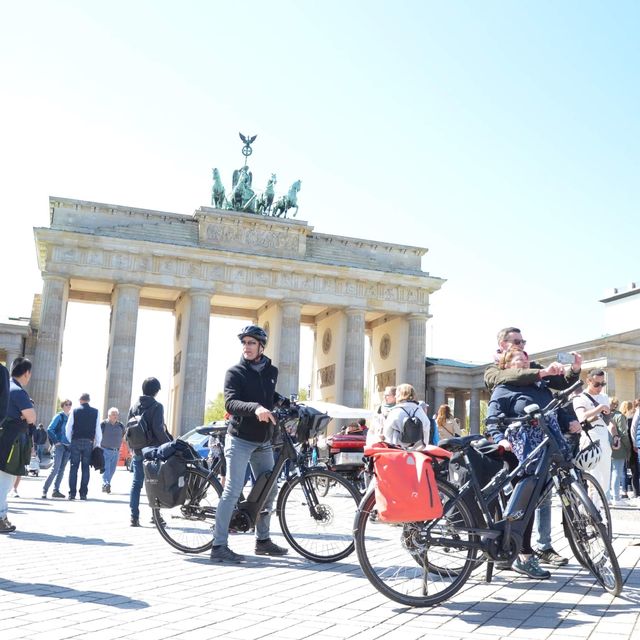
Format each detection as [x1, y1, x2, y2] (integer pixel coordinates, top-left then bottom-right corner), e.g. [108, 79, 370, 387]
[29, 195, 443, 435]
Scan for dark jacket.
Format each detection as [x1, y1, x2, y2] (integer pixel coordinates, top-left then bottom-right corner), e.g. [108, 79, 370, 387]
[128, 396, 171, 453]
[486, 380, 573, 443]
[484, 360, 580, 392]
[224, 356, 279, 443]
[71, 404, 99, 441]
[0, 364, 9, 421]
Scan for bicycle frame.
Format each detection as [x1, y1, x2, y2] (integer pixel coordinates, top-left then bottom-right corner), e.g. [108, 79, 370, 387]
[230, 421, 324, 529]
[428, 410, 567, 563]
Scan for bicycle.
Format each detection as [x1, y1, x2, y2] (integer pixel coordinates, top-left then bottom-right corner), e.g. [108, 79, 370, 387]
[152, 403, 361, 562]
[353, 380, 622, 607]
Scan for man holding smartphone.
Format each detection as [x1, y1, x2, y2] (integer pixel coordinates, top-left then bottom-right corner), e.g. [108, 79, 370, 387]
[485, 326, 583, 569]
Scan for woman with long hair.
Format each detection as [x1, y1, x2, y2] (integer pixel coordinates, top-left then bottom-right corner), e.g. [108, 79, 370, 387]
[435, 404, 461, 439]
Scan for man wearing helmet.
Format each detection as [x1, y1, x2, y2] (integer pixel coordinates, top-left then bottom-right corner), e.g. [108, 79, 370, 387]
[210, 325, 289, 563]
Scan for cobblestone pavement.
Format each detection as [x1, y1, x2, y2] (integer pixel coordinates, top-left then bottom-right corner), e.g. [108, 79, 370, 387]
[1, 468, 639, 640]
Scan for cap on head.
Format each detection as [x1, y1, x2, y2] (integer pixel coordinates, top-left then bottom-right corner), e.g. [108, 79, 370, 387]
[238, 325, 268, 346]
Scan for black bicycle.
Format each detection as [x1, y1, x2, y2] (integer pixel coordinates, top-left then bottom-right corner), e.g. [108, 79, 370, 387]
[354, 380, 622, 607]
[152, 404, 361, 562]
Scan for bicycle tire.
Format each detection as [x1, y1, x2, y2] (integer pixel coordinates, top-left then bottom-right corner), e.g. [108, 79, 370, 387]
[277, 469, 360, 563]
[354, 479, 479, 607]
[152, 467, 222, 554]
[580, 472, 612, 541]
[560, 480, 622, 595]
[313, 474, 331, 497]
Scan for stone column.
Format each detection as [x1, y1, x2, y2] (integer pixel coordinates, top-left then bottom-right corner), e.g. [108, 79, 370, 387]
[278, 301, 302, 398]
[104, 284, 141, 417]
[406, 313, 427, 401]
[433, 387, 446, 414]
[606, 369, 616, 397]
[454, 390, 467, 427]
[469, 387, 480, 435]
[30, 275, 69, 429]
[635, 370, 640, 399]
[343, 308, 365, 408]
[180, 290, 212, 435]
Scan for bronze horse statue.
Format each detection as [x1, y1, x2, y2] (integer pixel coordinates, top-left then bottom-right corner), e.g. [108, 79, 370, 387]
[256, 174, 277, 215]
[272, 180, 301, 218]
[211, 168, 225, 208]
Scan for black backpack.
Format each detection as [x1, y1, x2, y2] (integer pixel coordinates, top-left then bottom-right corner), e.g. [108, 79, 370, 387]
[399, 406, 424, 445]
[125, 408, 151, 450]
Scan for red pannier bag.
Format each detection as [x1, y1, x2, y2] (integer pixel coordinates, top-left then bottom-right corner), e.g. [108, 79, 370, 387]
[364, 443, 446, 523]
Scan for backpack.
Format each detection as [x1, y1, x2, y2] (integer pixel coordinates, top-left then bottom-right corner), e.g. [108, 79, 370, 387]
[365, 443, 443, 523]
[399, 406, 423, 445]
[125, 410, 151, 450]
[143, 440, 192, 509]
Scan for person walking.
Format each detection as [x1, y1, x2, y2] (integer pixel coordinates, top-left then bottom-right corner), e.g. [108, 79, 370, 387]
[0, 358, 36, 533]
[65, 393, 101, 500]
[608, 398, 631, 505]
[33, 423, 48, 461]
[210, 325, 289, 563]
[128, 377, 171, 527]
[42, 400, 72, 499]
[100, 407, 125, 494]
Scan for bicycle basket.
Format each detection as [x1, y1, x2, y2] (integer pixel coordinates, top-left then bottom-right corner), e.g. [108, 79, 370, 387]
[285, 405, 331, 442]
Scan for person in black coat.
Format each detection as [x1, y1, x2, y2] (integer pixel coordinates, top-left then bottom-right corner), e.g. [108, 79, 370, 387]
[128, 377, 171, 527]
[210, 325, 289, 563]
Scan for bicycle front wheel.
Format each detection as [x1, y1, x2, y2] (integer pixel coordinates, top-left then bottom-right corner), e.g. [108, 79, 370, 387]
[152, 467, 222, 554]
[277, 469, 360, 562]
[579, 472, 612, 541]
[560, 480, 622, 595]
[354, 479, 479, 608]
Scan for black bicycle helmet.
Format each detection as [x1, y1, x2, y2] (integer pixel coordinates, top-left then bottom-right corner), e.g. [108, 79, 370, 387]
[238, 324, 268, 346]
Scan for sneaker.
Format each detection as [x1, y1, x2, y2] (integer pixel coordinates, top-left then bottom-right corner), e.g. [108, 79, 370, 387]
[255, 538, 289, 556]
[102, 485, 107, 493]
[0, 517, 16, 534]
[80, 495, 87, 501]
[52, 490, 65, 499]
[210, 545, 245, 563]
[105, 484, 111, 494]
[495, 560, 514, 571]
[41, 493, 47, 500]
[513, 555, 551, 580]
[130, 517, 140, 527]
[67, 495, 75, 501]
[535, 547, 568, 566]
[10, 490, 19, 499]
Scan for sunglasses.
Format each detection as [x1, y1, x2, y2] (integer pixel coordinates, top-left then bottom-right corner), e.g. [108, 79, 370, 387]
[510, 339, 527, 346]
[592, 381, 606, 388]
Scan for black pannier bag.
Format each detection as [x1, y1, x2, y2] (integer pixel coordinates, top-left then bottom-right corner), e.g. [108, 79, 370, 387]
[143, 440, 194, 509]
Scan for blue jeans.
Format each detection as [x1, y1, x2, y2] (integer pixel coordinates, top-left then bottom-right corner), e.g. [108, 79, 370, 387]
[36, 444, 48, 461]
[609, 457, 626, 500]
[68, 439, 93, 497]
[534, 490, 552, 550]
[102, 448, 119, 486]
[0, 469, 15, 518]
[130, 454, 144, 519]
[213, 435, 278, 547]
[43, 443, 71, 494]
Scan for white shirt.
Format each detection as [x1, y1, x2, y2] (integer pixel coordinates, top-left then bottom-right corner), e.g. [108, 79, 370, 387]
[572, 391, 609, 430]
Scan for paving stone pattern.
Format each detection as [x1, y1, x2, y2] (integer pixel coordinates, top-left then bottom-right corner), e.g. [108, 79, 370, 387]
[1, 468, 639, 640]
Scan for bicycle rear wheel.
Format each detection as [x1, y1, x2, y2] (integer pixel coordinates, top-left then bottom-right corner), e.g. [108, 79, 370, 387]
[277, 469, 360, 562]
[560, 480, 622, 595]
[152, 467, 222, 554]
[354, 479, 479, 607]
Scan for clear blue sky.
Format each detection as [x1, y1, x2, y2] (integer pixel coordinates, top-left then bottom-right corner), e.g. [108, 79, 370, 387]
[1, 1, 638, 411]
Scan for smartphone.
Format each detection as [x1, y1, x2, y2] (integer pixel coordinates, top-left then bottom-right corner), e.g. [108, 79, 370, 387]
[557, 352, 575, 365]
